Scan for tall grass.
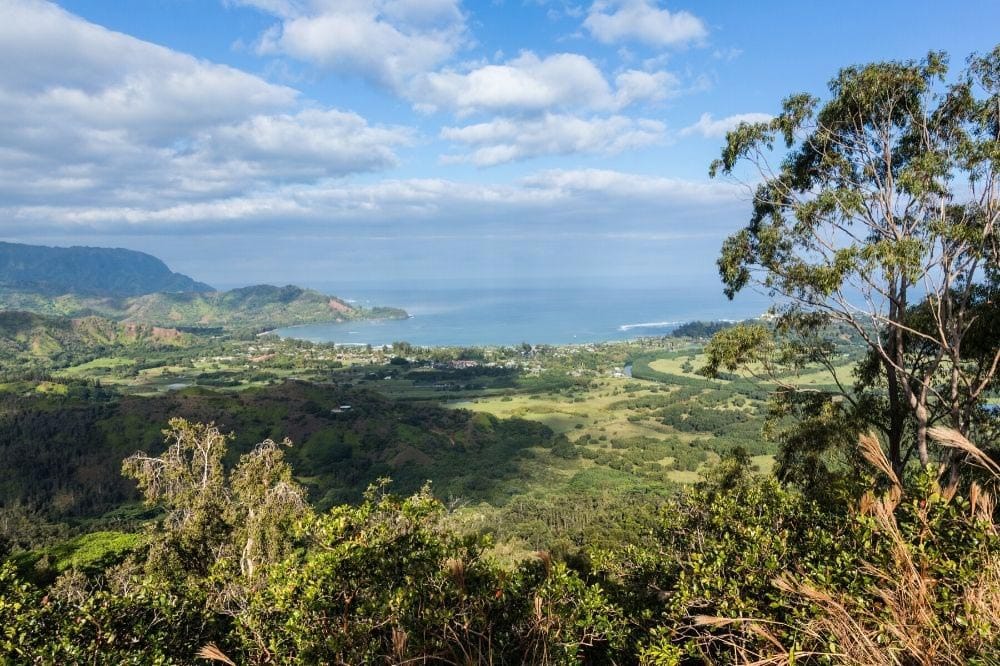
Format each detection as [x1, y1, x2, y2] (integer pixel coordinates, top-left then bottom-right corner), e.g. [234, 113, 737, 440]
[694, 427, 1000, 665]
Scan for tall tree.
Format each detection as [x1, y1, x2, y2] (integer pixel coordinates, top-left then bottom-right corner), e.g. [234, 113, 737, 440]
[706, 47, 999, 475]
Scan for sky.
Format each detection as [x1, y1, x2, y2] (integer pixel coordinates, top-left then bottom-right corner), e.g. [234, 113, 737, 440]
[2, 0, 998, 290]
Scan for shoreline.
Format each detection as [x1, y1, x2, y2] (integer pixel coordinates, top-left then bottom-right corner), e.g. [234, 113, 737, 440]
[269, 319, 745, 349]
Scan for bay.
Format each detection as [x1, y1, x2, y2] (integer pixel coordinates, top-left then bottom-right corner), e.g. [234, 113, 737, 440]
[272, 280, 770, 347]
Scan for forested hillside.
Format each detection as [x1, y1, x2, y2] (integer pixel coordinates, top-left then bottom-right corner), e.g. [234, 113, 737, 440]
[0, 380, 554, 524]
[120, 284, 407, 328]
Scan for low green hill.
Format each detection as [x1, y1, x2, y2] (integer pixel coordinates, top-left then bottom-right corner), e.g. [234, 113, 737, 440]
[0, 243, 406, 329]
[121, 284, 406, 328]
[0, 284, 407, 330]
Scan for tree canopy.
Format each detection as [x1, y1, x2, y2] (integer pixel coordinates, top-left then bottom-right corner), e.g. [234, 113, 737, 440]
[707, 47, 1000, 478]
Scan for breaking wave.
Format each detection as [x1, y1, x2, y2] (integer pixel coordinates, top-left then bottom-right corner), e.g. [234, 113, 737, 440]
[617, 321, 683, 332]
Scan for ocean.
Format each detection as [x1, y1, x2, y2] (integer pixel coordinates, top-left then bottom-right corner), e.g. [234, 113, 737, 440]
[271, 280, 770, 347]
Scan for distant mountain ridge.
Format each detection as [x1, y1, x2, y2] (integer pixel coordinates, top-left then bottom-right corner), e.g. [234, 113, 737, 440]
[0, 284, 408, 330]
[0, 241, 212, 297]
[0, 243, 407, 329]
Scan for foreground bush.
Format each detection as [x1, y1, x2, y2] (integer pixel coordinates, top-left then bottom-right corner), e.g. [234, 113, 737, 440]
[1, 422, 997, 664]
[233, 483, 625, 664]
[594, 434, 1000, 665]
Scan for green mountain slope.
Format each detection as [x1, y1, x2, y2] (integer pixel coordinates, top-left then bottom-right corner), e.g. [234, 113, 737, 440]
[121, 284, 406, 328]
[0, 311, 187, 365]
[0, 241, 212, 296]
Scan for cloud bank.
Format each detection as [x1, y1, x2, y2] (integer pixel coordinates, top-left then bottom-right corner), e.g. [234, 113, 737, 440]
[0, 0, 413, 215]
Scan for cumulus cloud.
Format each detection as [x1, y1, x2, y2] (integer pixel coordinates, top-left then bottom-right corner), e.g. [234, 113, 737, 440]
[412, 52, 614, 116]
[680, 112, 773, 138]
[1, 0, 297, 138]
[236, 0, 468, 89]
[440, 114, 666, 166]
[613, 69, 679, 106]
[3, 159, 749, 286]
[518, 168, 743, 212]
[0, 0, 747, 289]
[238, 2, 691, 121]
[411, 51, 678, 117]
[584, 0, 707, 47]
[418, 55, 683, 164]
[0, 0, 413, 211]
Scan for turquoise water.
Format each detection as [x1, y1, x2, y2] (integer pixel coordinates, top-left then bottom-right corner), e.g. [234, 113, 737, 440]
[273, 282, 769, 347]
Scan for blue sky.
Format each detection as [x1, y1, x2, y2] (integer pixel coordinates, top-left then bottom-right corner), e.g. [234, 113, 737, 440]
[2, 0, 998, 290]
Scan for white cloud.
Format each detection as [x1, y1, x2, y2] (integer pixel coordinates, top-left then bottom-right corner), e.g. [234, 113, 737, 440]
[584, 0, 707, 47]
[440, 114, 666, 165]
[412, 52, 614, 115]
[1, 0, 298, 140]
[238, 0, 468, 89]
[235, 3, 693, 120]
[520, 168, 740, 205]
[680, 112, 773, 138]
[0, 0, 747, 286]
[204, 109, 413, 175]
[613, 69, 679, 106]
[712, 47, 743, 61]
[227, 0, 305, 19]
[411, 51, 678, 116]
[0, 1, 413, 210]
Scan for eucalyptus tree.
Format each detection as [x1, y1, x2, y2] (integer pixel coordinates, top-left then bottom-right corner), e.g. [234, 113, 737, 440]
[122, 418, 309, 581]
[706, 47, 999, 476]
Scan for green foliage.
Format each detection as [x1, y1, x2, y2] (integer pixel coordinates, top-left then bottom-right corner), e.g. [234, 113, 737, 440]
[0, 310, 189, 375]
[668, 320, 737, 339]
[0, 562, 224, 664]
[10, 531, 146, 585]
[233, 484, 626, 664]
[1, 480, 629, 665]
[700, 323, 773, 377]
[0, 416, 997, 664]
[592, 448, 1000, 663]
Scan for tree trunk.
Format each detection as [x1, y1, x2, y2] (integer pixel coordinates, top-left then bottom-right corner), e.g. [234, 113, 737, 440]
[884, 355, 905, 476]
[885, 278, 907, 475]
[914, 402, 929, 467]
